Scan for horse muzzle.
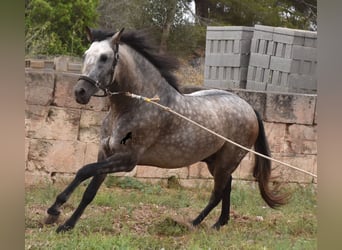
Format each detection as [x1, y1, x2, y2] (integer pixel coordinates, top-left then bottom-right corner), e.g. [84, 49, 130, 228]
[74, 79, 96, 104]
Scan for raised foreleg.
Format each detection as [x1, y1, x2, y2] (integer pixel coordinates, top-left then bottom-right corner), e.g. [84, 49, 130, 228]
[45, 152, 137, 233]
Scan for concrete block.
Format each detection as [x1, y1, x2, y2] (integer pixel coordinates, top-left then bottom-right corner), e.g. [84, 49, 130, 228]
[27, 138, 87, 173]
[255, 67, 266, 82]
[249, 53, 270, 68]
[275, 42, 286, 57]
[25, 105, 81, 141]
[291, 45, 317, 61]
[273, 27, 307, 45]
[247, 66, 256, 81]
[240, 39, 252, 54]
[233, 40, 240, 53]
[258, 39, 267, 54]
[265, 92, 316, 125]
[246, 80, 267, 91]
[25, 69, 55, 106]
[207, 26, 254, 40]
[54, 72, 109, 111]
[270, 56, 293, 73]
[250, 39, 258, 53]
[205, 54, 246, 67]
[266, 41, 275, 55]
[288, 74, 317, 92]
[284, 44, 293, 58]
[253, 25, 274, 40]
[301, 61, 313, 75]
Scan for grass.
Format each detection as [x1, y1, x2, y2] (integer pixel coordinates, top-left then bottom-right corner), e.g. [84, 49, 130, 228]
[25, 177, 317, 249]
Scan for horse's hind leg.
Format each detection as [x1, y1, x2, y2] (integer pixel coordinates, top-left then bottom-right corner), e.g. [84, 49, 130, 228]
[212, 174, 232, 230]
[192, 158, 229, 227]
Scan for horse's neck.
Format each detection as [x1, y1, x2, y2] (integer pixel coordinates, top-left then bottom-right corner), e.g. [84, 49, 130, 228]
[116, 47, 181, 104]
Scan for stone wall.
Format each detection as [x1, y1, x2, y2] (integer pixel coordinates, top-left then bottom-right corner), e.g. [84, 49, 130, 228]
[25, 67, 317, 187]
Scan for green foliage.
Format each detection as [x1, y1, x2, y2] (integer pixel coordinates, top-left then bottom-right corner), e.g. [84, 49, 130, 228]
[203, 0, 316, 31]
[25, 0, 99, 56]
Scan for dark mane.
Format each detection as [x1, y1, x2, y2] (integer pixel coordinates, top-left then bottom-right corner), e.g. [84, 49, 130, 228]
[89, 28, 180, 91]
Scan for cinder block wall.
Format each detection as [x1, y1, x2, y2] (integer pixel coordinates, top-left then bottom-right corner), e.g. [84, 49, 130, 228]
[203, 25, 317, 94]
[204, 26, 254, 89]
[25, 64, 317, 186]
[246, 25, 317, 94]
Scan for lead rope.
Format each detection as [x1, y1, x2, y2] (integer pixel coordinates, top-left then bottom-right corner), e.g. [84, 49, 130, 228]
[122, 92, 317, 180]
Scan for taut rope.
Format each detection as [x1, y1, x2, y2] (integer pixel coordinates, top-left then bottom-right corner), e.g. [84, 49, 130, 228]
[119, 92, 318, 179]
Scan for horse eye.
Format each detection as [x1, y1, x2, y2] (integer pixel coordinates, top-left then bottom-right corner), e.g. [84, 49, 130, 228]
[99, 54, 108, 62]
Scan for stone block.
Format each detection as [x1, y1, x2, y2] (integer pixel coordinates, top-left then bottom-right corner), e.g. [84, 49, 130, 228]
[25, 69, 55, 105]
[188, 162, 211, 179]
[27, 138, 86, 173]
[79, 110, 107, 143]
[25, 105, 80, 141]
[234, 152, 254, 180]
[136, 165, 189, 179]
[285, 124, 317, 155]
[179, 179, 214, 189]
[67, 63, 82, 73]
[54, 72, 109, 111]
[83, 142, 99, 165]
[25, 138, 30, 165]
[232, 89, 266, 119]
[265, 93, 316, 125]
[264, 122, 287, 154]
[29, 60, 45, 69]
[25, 172, 51, 187]
[271, 153, 317, 183]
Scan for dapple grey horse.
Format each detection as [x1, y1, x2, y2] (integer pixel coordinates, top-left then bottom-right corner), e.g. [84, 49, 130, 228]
[46, 28, 286, 233]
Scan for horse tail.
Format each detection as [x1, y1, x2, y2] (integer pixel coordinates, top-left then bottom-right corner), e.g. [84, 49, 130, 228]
[253, 110, 287, 208]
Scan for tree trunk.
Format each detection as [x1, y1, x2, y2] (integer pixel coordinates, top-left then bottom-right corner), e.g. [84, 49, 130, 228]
[159, 0, 178, 53]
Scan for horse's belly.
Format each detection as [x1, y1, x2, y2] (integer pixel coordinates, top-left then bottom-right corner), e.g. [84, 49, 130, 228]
[138, 132, 225, 168]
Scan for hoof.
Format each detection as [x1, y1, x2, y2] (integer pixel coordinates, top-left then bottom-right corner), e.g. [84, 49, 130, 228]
[45, 214, 60, 225]
[211, 222, 221, 230]
[56, 224, 73, 233]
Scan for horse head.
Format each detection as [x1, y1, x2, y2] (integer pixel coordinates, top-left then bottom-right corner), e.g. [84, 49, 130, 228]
[74, 28, 124, 104]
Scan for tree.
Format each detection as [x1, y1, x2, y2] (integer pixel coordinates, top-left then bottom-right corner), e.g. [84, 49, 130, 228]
[192, 0, 317, 30]
[25, 0, 99, 56]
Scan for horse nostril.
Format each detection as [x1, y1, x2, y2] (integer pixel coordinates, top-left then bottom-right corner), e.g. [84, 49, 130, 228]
[75, 87, 86, 97]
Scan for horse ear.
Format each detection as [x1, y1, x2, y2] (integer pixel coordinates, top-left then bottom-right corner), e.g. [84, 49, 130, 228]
[85, 26, 93, 42]
[111, 28, 125, 45]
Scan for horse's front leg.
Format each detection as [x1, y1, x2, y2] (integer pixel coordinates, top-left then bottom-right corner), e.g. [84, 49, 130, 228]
[45, 151, 137, 233]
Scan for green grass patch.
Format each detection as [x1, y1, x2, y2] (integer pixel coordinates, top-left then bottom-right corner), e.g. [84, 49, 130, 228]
[26, 180, 317, 249]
